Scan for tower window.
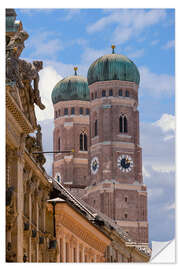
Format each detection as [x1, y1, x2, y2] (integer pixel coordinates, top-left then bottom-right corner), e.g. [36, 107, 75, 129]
[109, 89, 113, 96]
[119, 115, 128, 133]
[95, 120, 98, 137]
[125, 90, 129, 97]
[80, 107, 83, 115]
[95, 92, 97, 98]
[71, 107, 75, 115]
[64, 108, 68, 115]
[58, 109, 60, 117]
[58, 137, 60, 151]
[124, 116, 128, 133]
[91, 93, 94, 100]
[119, 116, 123, 133]
[86, 108, 89, 115]
[80, 132, 88, 151]
[125, 197, 128, 202]
[124, 213, 128, 219]
[119, 89, 122, 96]
[55, 111, 58, 118]
[102, 90, 106, 97]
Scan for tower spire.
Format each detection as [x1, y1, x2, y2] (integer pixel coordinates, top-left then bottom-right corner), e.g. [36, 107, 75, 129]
[74, 66, 78, 76]
[111, 44, 116, 54]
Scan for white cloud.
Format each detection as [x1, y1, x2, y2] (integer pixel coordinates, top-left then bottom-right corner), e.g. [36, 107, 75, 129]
[164, 135, 174, 141]
[141, 116, 175, 173]
[143, 166, 151, 178]
[127, 48, 144, 59]
[80, 47, 109, 67]
[151, 39, 160, 46]
[153, 114, 175, 133]
[87, 9, 166, 45]
[26, 31, 63, 59]
[139, 66, 175, 96]
[162, 40, 175, 50]
[35, 66, 62, 121]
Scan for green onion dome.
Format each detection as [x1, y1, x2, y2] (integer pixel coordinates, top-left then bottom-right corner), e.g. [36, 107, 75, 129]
[87, 45, 140, 86]
[51, 67, 90, 104]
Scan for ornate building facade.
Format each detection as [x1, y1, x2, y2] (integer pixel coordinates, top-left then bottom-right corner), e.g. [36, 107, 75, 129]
[52, 49, 148, 244]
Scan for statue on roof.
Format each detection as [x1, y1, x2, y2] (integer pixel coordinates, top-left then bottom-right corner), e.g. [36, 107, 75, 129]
[6, 30, 29, 88]
[19, 59, 45, 110]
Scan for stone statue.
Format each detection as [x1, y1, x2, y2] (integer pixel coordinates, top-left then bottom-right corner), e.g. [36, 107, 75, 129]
[36, 124, 43, 152]
[6, 30, 29, 88]
[25, 125, 46, 166]
[19, 60, 45, 110]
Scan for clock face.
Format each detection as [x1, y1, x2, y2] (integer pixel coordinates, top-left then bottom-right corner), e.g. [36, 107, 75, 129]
[91, 157, 99, 174]
[117, 155, 133, 173]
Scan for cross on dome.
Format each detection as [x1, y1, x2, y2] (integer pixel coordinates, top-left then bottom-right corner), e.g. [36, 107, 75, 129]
[74, 66, 78, 76]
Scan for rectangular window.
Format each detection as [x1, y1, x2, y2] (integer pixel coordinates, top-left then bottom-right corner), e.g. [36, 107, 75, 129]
[71, 107, 75, 115]
[86, 108, 89, 115]
[119, 89, 122, 96]
[80, 107, 83, 115]
[125, 90, 129, 97]
[109, 89, 113, 96]
[64, 108, 68, 115]
[102, 90, 106, 97]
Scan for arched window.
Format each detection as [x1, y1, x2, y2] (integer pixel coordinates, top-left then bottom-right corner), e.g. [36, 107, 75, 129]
[58, 137, 60, 151]
[124, 116, 128, 133]
[119, 115, 128, 133]
[95, 120, 98, 136]
[109, 89, 113, 96]
[102, 90, 106, 97]
[80, 132, 88, 151]
[86, 108, 89, 115]
[125, 90, 129, 97]
[95, 92, 97, 98]
[119, 116, 123, 133]
[91, 93, 94, 100]
[84, 133, 87, 151]
[80, 133, 83, 150]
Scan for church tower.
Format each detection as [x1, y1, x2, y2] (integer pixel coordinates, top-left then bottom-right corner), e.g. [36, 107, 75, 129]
[51, 68, 90, 189]
[83, 46, 148, 244]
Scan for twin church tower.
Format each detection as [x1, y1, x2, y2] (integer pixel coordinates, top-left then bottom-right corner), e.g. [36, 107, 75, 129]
[51, 46, 148, 244]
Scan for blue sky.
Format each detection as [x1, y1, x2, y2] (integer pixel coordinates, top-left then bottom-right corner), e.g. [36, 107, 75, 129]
[15, 8, 175, 245]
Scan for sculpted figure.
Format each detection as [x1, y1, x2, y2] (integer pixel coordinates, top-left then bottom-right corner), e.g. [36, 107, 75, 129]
[36, 124, 43, 151]
[19, 60, 45, 110]
[6, 30, 29, 88]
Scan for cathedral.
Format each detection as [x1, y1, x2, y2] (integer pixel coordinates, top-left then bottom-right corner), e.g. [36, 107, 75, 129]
[6, 8, 150, 262]
[52, 46, 148, 244]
